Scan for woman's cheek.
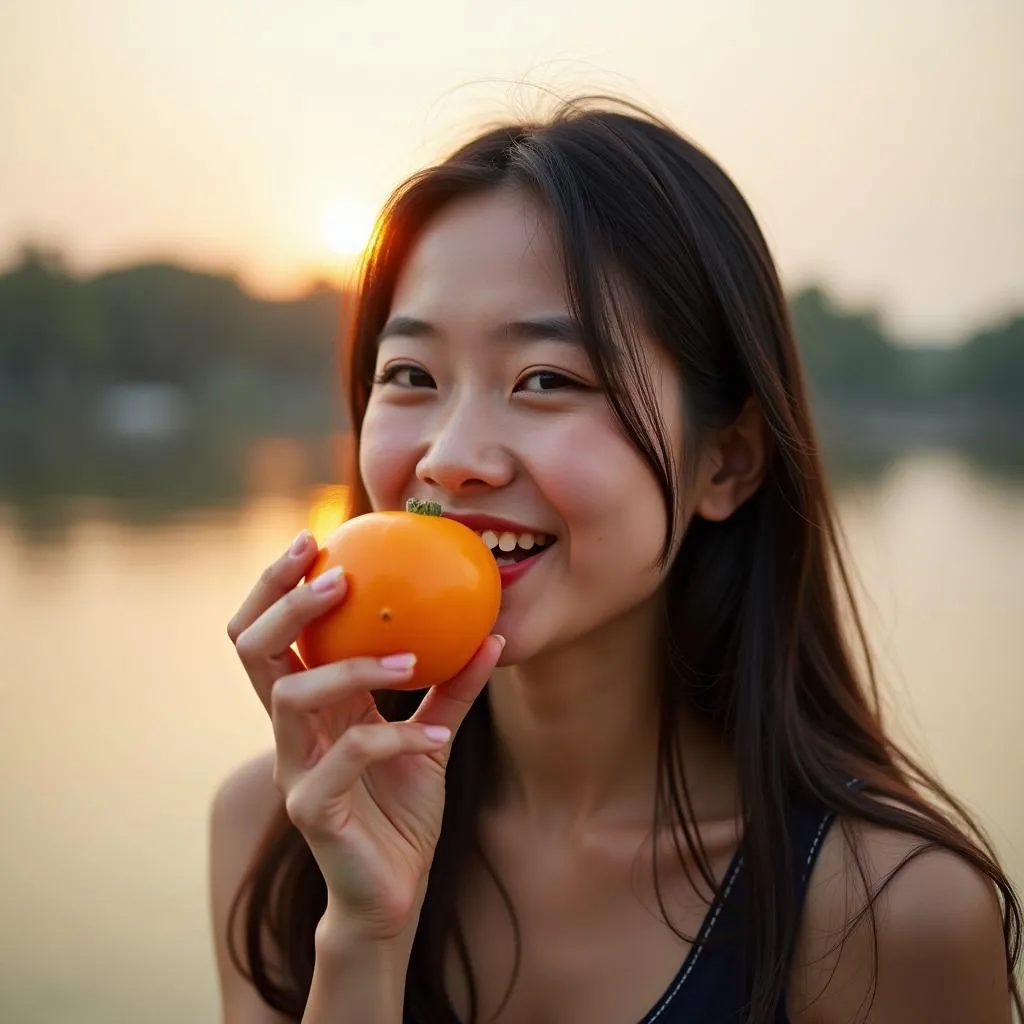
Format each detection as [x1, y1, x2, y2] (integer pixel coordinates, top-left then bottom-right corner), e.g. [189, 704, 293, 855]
[533, 415, 655, 522]
[357, 407, 419, 510]
[532, 414, 670, 589]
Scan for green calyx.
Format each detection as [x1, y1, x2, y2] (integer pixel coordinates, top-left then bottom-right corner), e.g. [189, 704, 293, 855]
[406, 498, 443, 517]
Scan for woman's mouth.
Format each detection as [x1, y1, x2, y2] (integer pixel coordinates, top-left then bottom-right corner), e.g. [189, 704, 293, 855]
[437, 511, 557, 588]
[471, 526, 556, 587]
[474, 528, 555, 567]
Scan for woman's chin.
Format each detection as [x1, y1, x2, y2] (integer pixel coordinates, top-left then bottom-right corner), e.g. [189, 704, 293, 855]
[489, 612, 536, 670]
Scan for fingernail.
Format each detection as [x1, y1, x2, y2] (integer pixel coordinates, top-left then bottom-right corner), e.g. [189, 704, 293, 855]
[290, 530, 311, 556]
[379, 652, 417, 672]
[311, 566, 344, 592]
[494, 634, 507, 649]
[423, 725, 451, 743]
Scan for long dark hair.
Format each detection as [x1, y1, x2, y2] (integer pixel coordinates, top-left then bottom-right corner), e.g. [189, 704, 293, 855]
[228, 97, 1022, 1022]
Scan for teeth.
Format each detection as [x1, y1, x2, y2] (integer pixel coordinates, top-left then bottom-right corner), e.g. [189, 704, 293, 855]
[476, 529, 551, 553]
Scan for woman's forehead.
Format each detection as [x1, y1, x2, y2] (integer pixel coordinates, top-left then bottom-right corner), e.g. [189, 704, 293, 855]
[389, 189, 569, 323]
[380, 187, 661, 372]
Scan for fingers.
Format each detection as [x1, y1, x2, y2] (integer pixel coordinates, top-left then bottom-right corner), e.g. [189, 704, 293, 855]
[273, 638, 503, 853]
[271, 654, 418, 778]
[227, 529, 319, 644]
[410, 634, 504, 744]
[283, 721, 452, 840]
[236, 566, 347, 665]
[233, 560, 349, 710]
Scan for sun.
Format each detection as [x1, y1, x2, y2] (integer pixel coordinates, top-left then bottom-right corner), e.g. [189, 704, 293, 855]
[323, 201, 376, 257]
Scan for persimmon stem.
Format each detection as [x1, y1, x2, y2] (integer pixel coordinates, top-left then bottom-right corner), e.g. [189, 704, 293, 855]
[406, 498, 443, 517]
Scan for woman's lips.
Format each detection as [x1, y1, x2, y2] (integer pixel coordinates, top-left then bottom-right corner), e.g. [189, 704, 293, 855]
[438, 509, 557, 585]
[495, 541, 555, 587]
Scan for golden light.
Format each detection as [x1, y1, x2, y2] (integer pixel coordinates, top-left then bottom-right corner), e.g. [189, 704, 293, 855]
[323, 201, 376, 257]
[307, 483, 351, 543]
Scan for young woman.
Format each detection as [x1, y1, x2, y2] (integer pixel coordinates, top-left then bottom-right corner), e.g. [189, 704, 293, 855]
[211, 98, 1022, 1024]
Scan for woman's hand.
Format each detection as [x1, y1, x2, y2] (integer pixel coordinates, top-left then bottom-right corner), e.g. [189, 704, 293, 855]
[226, 529, 502, 943]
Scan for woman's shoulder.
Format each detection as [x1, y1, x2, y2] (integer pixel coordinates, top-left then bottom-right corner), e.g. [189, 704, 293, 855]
[209, 750, 292, 1024]
[787, 804, 1011, 1023]
[211, 749, 281, 838]
[209, 749, 282, 906]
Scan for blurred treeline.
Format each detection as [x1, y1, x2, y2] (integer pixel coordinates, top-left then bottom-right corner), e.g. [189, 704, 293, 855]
[2, 245, 1022, 418]
[0, 244, 1021, 533]
[0, 247, 343, 420]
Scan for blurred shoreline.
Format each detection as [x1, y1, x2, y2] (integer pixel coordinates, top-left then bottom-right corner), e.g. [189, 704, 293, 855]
[1, 249, 1021, 544]
[2, 372, 1021, 546]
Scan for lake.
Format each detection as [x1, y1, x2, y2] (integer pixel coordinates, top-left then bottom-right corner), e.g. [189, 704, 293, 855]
[1, 440, 1022, 1022]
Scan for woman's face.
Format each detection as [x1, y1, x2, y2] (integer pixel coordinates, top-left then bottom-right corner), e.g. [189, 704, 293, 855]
[359, 187, 686, 663]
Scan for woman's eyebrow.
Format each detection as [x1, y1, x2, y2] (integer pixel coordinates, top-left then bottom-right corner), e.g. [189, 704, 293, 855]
[493, 315, 582, 344]
[378, 316, 436, 342]
[377, 314, 583, 345]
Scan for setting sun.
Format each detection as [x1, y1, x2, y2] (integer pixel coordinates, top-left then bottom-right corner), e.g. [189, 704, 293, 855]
[323, 201, 376, 257]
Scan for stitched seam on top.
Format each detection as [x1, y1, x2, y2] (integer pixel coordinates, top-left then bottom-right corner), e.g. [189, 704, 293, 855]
[800, 776, 860, 883]
[801, 815, 832, 883]
[645, 779, 861, 1023]
[644, 855, 744, 1022]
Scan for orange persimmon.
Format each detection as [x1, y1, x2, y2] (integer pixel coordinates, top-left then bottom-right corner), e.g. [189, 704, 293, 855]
[296, 498, 501, 689]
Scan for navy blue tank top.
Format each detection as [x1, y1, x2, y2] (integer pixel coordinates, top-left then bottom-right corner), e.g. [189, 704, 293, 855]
[445, 785, 851, 1024]
[635, 791, 843, 1024]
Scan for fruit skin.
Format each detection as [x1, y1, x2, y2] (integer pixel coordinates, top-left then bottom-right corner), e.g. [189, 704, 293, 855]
[296, 503, 502, 689]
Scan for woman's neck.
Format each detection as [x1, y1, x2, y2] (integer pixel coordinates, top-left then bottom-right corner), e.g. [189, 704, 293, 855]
[486, 597, 738, 838]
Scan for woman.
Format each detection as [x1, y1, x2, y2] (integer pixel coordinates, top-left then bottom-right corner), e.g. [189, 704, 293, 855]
[210, 97, 1022, 1023]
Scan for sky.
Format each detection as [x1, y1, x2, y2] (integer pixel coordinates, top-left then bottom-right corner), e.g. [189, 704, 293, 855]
[1, 0, 1021, 343]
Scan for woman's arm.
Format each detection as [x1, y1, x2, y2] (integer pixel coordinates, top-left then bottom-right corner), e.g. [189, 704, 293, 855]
[789, 821, 1013, 1024]
[302, 912, 416, 1024]
[209, 752, 417, 1024]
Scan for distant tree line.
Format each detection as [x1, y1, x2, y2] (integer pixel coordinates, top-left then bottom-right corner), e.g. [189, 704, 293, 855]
[0, 245, 1021, 419]
[790, 287, 1023, 417]
[0, 247, 343, 398]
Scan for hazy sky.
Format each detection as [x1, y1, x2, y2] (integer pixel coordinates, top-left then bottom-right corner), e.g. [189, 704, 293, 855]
[2, 0, 1021, 341]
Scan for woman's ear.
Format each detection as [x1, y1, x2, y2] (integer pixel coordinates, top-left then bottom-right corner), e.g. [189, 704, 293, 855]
[694, 397, 768, 522]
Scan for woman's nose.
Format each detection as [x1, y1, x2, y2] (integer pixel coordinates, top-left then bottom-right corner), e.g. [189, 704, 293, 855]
[415, 407, 515, 494]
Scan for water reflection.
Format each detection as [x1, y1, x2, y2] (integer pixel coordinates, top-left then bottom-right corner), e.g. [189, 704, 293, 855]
[2, 414, 1022, 549]
[0, 427, 1022, 1023]
[0, 428, 337, 544]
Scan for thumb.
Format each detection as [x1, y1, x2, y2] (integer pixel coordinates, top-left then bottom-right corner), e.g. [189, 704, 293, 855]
[410, 634, 504, 740]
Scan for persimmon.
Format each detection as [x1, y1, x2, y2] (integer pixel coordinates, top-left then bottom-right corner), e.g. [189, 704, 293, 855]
[296, 498, 502, 689]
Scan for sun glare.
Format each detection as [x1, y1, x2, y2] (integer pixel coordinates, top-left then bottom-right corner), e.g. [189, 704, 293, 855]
[308, 483, 351, 543]
[323, 201, 376, 257]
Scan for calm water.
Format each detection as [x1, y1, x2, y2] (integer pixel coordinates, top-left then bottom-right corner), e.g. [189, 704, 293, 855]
[1, 448, 1022, 1023]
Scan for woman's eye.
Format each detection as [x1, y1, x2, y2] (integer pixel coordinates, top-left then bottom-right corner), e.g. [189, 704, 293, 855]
[514, 369, 579, 393]
[373, 364, 435, 389]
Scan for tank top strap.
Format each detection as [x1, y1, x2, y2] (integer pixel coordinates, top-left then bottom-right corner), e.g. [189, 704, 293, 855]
[637, 778, 862, 1024]
[770, 777, 863, 1021]
[794, 778, 860, 884]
